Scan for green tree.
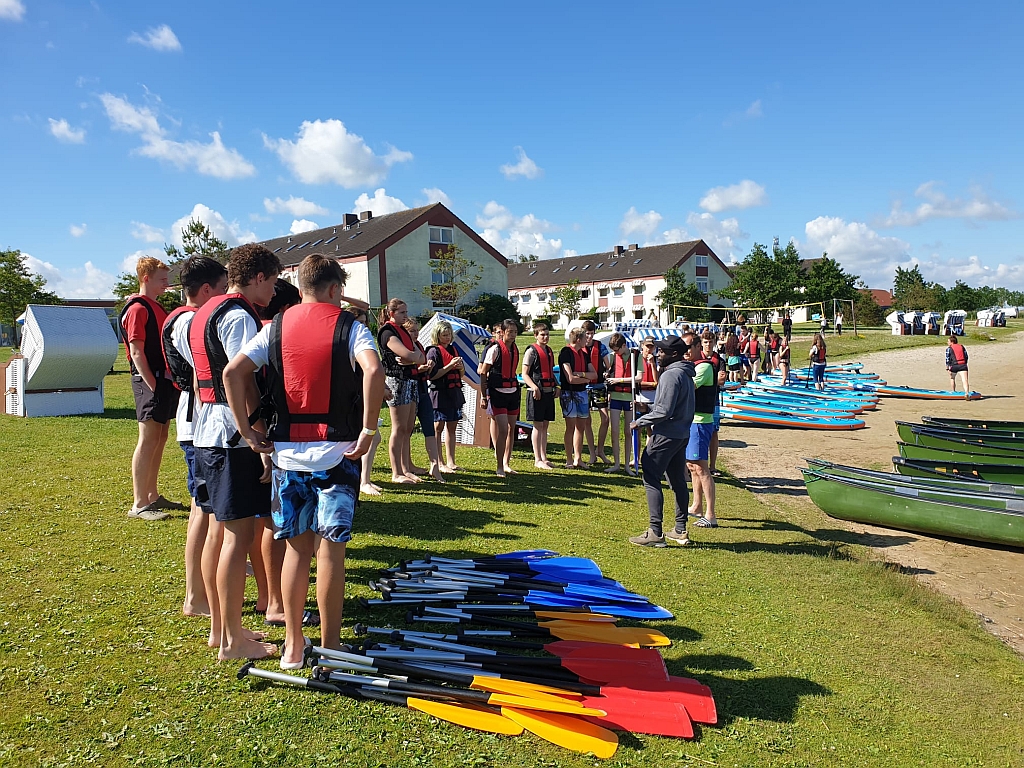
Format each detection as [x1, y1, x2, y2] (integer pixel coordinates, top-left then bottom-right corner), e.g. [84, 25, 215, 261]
[854, 283, 886, 326]
[422, 243, 483, 311]
[803, 254, 860, 316]
[728, 242, 800, 311]
[901, 281, 943, 311]
[655, 266, 708, 320]
[515, 253, 539, 263]
[892, 265, 926, 310]
[944, 280, 981, 313]
[457, 292, 522, 332]
[545, 280, 583, 323]
[0, 249, 62, 346]
[163, 218, 230, 264]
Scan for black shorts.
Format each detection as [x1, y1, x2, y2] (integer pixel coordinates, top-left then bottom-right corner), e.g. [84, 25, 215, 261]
[526, 390, 556, 423]
[132, 375, 178, 424]
[194, 446, 271, 522]
[727, 362, 742, 372]
[949, 364, 968, 373]
[587, 385, 608, 410]
[486, 388, 521, 416]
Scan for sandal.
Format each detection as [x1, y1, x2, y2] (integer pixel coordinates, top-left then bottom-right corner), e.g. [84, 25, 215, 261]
[265, 609, 321, 628]
[695, 517, 719, 528]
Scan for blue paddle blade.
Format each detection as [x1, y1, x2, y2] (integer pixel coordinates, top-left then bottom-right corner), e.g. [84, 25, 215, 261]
[561, 585, 652, 604]
[527, 557, 604, 581]
[588, 603, 674, 620]
[493, 550, 560, 560]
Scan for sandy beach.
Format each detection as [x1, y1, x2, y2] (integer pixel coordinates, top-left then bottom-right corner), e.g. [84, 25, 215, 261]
[721, 331, 1024, 654]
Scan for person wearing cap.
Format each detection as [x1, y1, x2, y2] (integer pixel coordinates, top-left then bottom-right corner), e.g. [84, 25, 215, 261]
[628, 335, 695, 548]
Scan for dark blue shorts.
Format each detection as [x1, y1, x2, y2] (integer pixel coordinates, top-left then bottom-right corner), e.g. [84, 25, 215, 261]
[180, 441, 213, 513]
[272, 458, 360, 544]
[686, 421, 714, 461]
[194, 446, 271, 522]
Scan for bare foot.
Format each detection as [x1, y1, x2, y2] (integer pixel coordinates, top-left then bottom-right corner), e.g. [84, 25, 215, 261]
[391, 475, 416, 484]
[604, 465, 621, 474]
[430, 466, 446, 484]
[597, 454, 611, 465]
[218, 638, 278, 661]
[503, 467, 518, 475]
[496, 469, 506, 478]
[565, 462, 580, 470]
[535, 460, 553, 470]
[183, 598, 211, 618]
[404, 472, 423, 483]
[440, 465, 457, 474]
[208, 626, 268, 648]
[360, 482, 383, 496]
[410, 465, 428, 475]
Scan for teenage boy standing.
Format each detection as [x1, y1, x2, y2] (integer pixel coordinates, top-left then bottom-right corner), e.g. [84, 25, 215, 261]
[121, 256, 183, 520]
[224, 254, 384, 668]
[479, 319, 522, 477]
[521, 324, 559, 469]
[189, 244, 281, 661]
[581, 321, 610, 465]
[558, 327, 596, 469]
[683, 332, 718, 529]
[161, 256, 228, 618]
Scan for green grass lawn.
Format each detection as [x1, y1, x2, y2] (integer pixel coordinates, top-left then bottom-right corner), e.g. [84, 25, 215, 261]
[1, 350, 1023, 767]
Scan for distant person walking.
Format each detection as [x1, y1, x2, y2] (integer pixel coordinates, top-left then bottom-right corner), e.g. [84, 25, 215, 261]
[946, 335, 970, 397]
[628, 335, 695, 548]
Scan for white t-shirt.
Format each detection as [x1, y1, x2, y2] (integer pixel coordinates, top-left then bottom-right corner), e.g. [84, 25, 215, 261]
[191, 308, 260, 449]
[239, 315, 377, 472]
[483, 344, 517, 394]
[170, 310, 197, 443]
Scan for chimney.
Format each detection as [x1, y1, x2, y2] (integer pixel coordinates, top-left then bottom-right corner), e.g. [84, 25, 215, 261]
[628, 243, 639, 251]
[343, 213, 358, 228]
[287, 237, 292, 243]
[612, 245, 624, 256]
[359, 210, 373, 221]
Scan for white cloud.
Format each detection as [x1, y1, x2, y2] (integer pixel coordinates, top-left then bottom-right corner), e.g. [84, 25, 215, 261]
[289, 219, 319, 235]
[0, 0, 26, 21]
[127, 24, 182, 52]
[619, 207, 663, 239]
[69, 223, 87, 237]
[882, 181, 1016, 227]
[170, 203, 256, 249]
[131, 221, 165, 243]
[643, 213, 748, 263]
[48, 118, 86, 144]
[476, 201, 563, 259]
[263, 195, 328, 217]
[353, 188, 409, 216]
[745, 99, 763, 118]
[263, 119, 412, 187]
[121, 249, 163, 273]
[23, 253, 118, 299]
[915, 255, 1024, 291]
[500, 146, 543, 180]
[804, 216, 912, 287]
[419, 187, 452, 207]
[99, 93, 255, 179]
[699, 180, 767, 213]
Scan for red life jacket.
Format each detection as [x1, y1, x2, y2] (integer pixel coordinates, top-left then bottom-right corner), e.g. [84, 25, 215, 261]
[585, 342, 605, 382]
[264, 303, 362, 443]
[119, 294, 167, 377]
[950, 343, 966, 365]
[161, 306, 197, 393]
[528, 343, 556, 388]
[487, 340, 520, 390]
[641, 358, 657, 385]
[378, 321, 417, 379]
[609, 353, 632, 393]
[769, 337, 779, 352]
[749, 339, 760, 357]
[814, 344, 827, 363]
[189, 293, 262, 404]
[428, 344, 463, 391]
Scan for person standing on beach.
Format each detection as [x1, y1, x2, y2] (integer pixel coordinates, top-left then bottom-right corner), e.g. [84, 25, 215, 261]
[558, 327, 596, 469]
[835, 310, 844, 336]
[782, 312, 792, 343]
[946, 335, 970, 396]
[778, 334, 792, 385]
[809, 333, 828, 391]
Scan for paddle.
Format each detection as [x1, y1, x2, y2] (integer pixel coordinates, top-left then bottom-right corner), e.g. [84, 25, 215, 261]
[395, 568, 653, 605]
[353, 687, 526, 735]
[426, 555, 605, 582]
[578, 693, 694, 738]
[500, 707, 618, 758]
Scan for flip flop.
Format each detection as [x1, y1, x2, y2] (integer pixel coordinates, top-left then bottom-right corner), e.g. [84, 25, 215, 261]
[695, 517, 718, 528]
[265, 609, 321, 628]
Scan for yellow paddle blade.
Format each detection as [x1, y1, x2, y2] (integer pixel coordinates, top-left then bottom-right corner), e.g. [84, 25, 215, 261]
[470, 677, 585, 700]
[487, 693, 606, 717]
[407, 697, 524, 735]
[541, 622, 671, 648]
[531, 611, 617, 623]
[501, 707, 618, 759]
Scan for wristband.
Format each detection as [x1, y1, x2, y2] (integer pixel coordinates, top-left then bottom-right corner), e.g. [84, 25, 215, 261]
[361, 427, 378, 437]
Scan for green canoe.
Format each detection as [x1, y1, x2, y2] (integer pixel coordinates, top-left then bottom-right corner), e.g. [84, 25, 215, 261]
[922, 416, 1024, 432]
[893, 457, 1024, 485]
[801, 469, 1024, 547]
[805, 458, 1024, 497]
[897, 442, 1024, 465]
[896, 422, 1024, 451]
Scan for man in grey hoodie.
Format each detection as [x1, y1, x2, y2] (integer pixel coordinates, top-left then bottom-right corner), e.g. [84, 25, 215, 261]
[629, 335, 696, 547]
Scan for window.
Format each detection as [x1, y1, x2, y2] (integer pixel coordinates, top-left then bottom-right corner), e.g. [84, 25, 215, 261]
[613, 311, 624, 322]
[634, 309, 644, 319]
[633, 283, 645, 294]
[569, 266, 577, 271]
[598, 287, 609, 297]
[695, 255, 708, 267]
[580, 289, 590, 299]
[349, 232, 362, 240]
[581, 264, 590, 270]
[510, 295, 519, 303]
[521, 293, 531, 302]
[609, 261, 618, 268]
[537, 291, 548, 301]
[697, 279, 709, 294]
[299, 241, 311, 248]
[552, 267, 560, 273]
[324, 236, 337, 245]
[529, 270, 537, 276]
[285, 243, 299, 252]
[310, 239, 323, 247]
[273, 247, 281, 253]
[612, 286, 625, 296]
[429, 227, 454, 244]
[595, 263, 603, 269]
[633, 258, 642, 265]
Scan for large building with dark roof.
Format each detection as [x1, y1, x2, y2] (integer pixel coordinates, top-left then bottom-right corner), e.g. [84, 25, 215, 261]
[507, 240, 733, 328]
[255, 203, 508, 316]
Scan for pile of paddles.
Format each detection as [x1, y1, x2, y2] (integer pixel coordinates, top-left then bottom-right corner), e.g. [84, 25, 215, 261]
[239, 550, 716, 758]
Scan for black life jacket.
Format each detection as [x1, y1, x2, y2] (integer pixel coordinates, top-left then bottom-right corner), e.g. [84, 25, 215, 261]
[413, 341, 429, 383]
[528, 343, 556, 389]
[265, 303, 362, 442]
[378, 321, 417, 380]
[950, 343, 967, 366]
[609, 353, 632, 393]
[427, 344, 463, 391]
[189, 293, 263, 404]
[487, 340, 520, 390]
[119, 295, 166, 376]
[693, 360, 717, 415]
[162, 306, 197, 392]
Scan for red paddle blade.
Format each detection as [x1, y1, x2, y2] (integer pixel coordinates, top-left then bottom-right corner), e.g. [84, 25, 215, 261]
[559, 656, 669, 684]
[546, 641, 666, 664]
[604, 681, 718, 726]
[579, 695, 694, 738]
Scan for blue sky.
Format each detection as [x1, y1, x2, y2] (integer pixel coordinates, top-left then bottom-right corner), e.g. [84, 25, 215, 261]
[3, 0, 1023, 297]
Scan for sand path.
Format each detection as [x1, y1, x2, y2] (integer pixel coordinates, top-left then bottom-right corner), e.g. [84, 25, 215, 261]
[721, 331, 1024, 654]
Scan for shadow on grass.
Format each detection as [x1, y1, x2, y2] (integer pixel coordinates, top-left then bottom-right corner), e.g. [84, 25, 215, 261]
[718, 439, 750, 448]
[735, 476, 808, 496]
[721, 516, 918, 552]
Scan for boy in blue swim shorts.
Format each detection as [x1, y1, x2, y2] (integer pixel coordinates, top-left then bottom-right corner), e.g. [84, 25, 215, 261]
[224, 254, 385, 669]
